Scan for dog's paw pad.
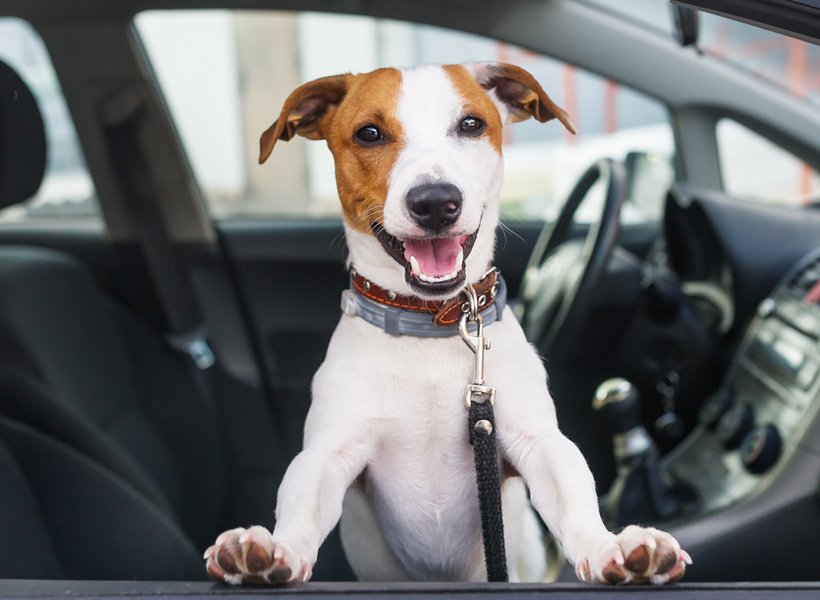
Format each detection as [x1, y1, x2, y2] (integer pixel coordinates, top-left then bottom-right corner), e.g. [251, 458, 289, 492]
[660, 552, 689, 584]
[625, 543, 651, 575]
[602, 563, 627, 584]
[266, 566, 293, 584]
[655, 548, 679, 575]
[598, 548, 625, 584]
[204, 546, 226, 581]
[241, 526, 275, 573]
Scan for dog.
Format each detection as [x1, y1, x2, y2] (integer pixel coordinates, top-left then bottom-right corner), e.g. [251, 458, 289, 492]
[204, 62, 691, 585]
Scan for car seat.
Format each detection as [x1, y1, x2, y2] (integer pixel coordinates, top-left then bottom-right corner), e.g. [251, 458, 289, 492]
[0, 58, 222, 580]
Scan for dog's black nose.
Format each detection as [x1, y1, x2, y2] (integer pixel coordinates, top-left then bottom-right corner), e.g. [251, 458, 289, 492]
[406, 183, 463, 232]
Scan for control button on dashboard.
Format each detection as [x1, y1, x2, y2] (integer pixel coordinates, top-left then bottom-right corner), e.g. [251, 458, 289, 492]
[716, 402, 755, 450]
[797, 360, 818, 390]
[741, 424, 782, 474]
[699, 389, 734, 430]
[756, 327, 775, 345]
[771, 338, 805, 372]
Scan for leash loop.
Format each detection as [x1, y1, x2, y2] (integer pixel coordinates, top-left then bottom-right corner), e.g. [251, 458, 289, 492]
[460, 284, 508, 582]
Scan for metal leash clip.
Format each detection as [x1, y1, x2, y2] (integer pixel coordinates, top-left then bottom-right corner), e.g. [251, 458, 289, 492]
[459, 284, 496, 409]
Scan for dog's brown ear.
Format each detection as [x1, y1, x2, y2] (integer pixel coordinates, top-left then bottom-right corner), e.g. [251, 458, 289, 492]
[259, 74, 351, 164]
[466, 62, 576, 134]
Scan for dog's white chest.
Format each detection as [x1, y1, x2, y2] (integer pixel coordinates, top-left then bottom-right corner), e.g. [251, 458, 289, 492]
[367, 422, 484, 579]
[366, 378, 483, 579]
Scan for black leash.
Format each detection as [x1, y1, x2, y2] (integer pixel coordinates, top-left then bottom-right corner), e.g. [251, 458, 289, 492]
[459, 283, 508, 582]
[468, 394, 508, 581]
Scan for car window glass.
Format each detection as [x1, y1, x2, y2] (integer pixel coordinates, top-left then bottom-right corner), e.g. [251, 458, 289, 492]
[717, 119, 820, 206]
[581, 0, 820, 109]
[699, 13, 820, 109]
[0, 18, 99, 226]
[580, 0, 675, 36]
[135, 10, 674, 223]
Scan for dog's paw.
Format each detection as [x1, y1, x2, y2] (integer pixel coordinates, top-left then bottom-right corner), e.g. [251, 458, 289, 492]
[575, 526, 692, 585]
[204, 526, 312, 585]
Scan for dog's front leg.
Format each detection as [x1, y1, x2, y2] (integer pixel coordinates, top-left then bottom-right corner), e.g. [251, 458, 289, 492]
[499, 412, 690, 584]
[206, 405, 374, 585]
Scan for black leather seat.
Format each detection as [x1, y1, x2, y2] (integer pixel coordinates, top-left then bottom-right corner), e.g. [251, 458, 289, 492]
[0, 60, 225, 580]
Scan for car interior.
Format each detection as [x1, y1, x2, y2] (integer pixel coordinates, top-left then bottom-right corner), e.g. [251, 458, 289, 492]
[1, 0, 820, 596]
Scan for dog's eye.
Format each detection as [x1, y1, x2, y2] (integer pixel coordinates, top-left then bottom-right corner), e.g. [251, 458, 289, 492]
[459, 116, 484, 135]
[354, 125, 383, 145]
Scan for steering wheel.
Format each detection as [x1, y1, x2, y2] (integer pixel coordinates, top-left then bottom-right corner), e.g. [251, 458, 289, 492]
[520, 158, 627, 355]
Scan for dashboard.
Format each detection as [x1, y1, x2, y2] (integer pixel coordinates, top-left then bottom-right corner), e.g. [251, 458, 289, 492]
[663, 247, 820, 580]
[667, 249, 820, 508]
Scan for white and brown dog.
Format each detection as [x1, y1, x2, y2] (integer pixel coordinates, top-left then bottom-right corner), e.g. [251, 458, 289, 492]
[204, 63, 690, 585]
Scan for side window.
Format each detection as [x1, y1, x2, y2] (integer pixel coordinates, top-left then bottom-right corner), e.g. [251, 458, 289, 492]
[135, 10, 673, 222]
[0, 18, 98, 225]
[717, 119, 820, 206]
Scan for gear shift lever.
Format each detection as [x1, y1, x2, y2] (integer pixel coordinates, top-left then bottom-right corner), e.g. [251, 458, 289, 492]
[593, 378, 652, 456]
[594, 378, 682, 527]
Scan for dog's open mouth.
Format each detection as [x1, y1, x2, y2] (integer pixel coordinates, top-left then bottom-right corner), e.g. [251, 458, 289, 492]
[373, 224, 478, 295]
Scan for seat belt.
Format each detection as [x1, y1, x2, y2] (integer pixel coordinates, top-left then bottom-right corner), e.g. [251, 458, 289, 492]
[100, 90, 216, 376]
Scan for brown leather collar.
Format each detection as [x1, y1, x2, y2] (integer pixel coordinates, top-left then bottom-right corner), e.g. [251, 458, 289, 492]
[350, 268, 500, 326]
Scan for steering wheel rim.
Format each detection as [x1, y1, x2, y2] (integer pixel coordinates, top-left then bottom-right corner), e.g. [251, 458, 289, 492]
[520, 158, 626, 355]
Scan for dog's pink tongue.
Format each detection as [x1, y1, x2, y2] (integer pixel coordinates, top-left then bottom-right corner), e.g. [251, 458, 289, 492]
[404, 237, 465, 277]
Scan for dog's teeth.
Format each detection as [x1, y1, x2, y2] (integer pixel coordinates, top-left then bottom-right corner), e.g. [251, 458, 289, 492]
[417, 270, 460, 284]
[456, 249, 464, 268]
[409, 256, 421, 276]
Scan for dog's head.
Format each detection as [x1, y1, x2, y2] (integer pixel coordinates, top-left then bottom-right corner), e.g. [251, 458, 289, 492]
[260, 63, 575, 300]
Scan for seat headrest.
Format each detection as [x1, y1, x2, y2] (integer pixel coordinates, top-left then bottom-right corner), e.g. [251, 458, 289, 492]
[0, 60, 47, 210]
